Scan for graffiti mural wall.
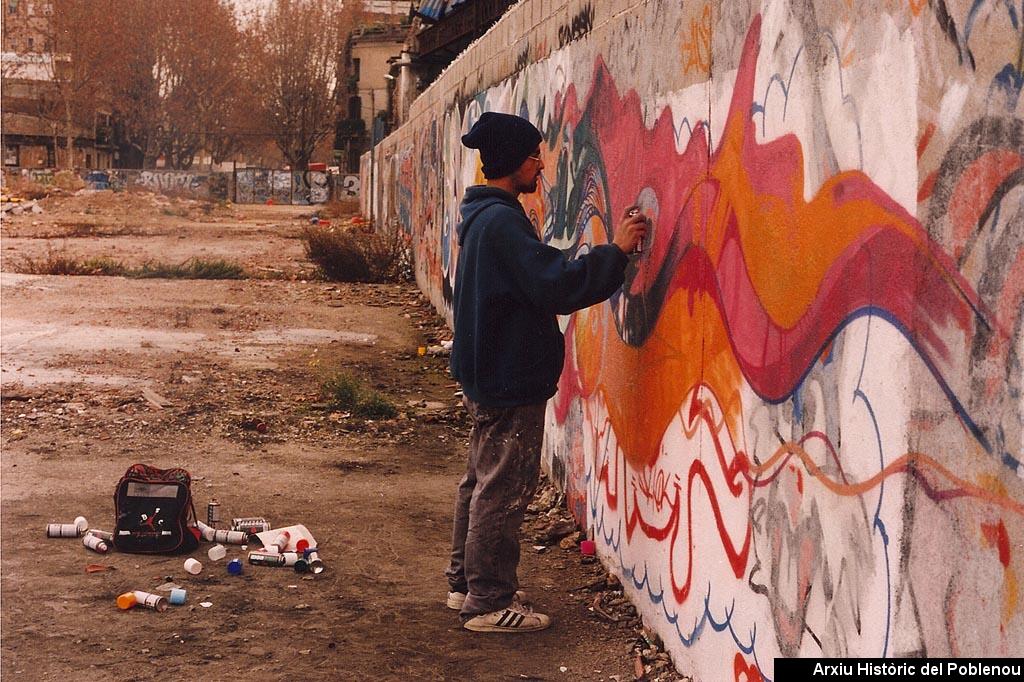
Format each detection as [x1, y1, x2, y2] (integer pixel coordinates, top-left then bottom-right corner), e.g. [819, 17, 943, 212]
[368, 0, 1023, 675]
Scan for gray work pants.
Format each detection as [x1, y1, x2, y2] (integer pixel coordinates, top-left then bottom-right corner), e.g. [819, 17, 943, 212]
[445, 398, 547, 617]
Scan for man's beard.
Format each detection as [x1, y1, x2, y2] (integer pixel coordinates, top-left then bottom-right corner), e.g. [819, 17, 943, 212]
[519, 176, 539, 194]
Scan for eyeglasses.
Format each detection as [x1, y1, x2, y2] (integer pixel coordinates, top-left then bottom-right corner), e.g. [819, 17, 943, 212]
[527, 153, 542, 162]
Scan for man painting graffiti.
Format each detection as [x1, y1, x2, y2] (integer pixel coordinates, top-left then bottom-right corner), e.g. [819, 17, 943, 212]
[446, 112, 647, 632]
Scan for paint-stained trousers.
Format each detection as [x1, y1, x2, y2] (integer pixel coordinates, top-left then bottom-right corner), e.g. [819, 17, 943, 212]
[445, 397, 547, 617]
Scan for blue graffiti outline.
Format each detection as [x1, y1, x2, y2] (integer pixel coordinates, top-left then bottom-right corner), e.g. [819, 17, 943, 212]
[751, 34, 865, 172]
[852, 310, 893, 658]
[965, 0, 1020, 47]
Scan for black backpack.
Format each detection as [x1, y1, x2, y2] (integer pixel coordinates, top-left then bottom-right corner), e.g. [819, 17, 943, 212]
[113, 464, 200, 554]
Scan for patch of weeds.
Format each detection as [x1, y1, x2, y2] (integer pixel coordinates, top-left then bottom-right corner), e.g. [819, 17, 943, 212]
[356, 393, 399, 419]
[321, 372, 398, 419]
[78, 257, 130, 276]
[301, 226, 411, 283]
[302, 226, 371, 282]
[17, 253, 128, 276]
[14, 254, 243, 279]
[135, 258, 245, 279]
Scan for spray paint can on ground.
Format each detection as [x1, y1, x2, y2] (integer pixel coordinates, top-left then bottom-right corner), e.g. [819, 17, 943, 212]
[268, 530, 291, 553]
[212, 529, 247, 545]
[304, 549, 324, 575]
[196, 520, 216, 542]
[82, 533, 110, 553]
[87, 529, 114, 542]
[132, 590, 168, 612]
[248, 551, 299, 567]
[207, 499, 221, 527]
[231, 517, 270, 535]
[46, 523, 83, 538]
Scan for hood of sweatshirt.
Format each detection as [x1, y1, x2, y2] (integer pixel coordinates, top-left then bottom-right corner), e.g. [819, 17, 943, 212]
[456, 185, 523, 246]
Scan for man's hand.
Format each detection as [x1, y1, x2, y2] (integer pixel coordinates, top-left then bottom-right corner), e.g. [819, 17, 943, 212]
[612, 206, 648, 254]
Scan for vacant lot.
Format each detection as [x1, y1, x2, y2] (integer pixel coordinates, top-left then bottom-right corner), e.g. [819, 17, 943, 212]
[0, 191, 684, 681]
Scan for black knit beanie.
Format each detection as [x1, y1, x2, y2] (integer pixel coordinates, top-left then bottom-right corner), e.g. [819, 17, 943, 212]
[461, 112, 543, 179]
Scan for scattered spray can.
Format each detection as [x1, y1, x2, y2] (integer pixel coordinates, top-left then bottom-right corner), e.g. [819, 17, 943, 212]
[206, 499, 221, 527]
[212, 529, 247, 545]
[231, 517, 270, 534]
[132, 590, 168, 612]
[87, 529, 114, 542]
[304, 548, 324, 575]
[248, 551, 289, 567]
[269, 530, 291, 553]
[46, 523, 83, 538]
[195, 520, 216, 542]
[82, 533, 109, 553]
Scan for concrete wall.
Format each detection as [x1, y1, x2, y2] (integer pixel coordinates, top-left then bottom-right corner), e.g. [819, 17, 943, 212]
[12, 168, 358, 203]
[366, 0, 1023, 674]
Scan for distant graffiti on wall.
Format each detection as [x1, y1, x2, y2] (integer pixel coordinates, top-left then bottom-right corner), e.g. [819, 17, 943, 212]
[334, 174, 360, 199]
[373, 1, 1024, 677]
[76, 169, 228, 198]
[234, 169, 330, 204]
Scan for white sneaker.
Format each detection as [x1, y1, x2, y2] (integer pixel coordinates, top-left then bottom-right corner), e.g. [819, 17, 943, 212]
[463, 602, 551, 632]
[446, 589, 527, 610]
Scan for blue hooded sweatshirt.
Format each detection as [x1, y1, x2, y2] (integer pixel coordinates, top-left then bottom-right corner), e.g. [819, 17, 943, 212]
[450, 185, 629, 407]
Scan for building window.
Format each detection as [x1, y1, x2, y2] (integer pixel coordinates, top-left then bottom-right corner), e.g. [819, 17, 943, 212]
[352, 57, 360, 80]
[85, 153, 93, 169]
[7, 0, 18, 15]
[46, 146, 55, 167]
[3, 145, 18, 166]
[27, 37, 34, 50]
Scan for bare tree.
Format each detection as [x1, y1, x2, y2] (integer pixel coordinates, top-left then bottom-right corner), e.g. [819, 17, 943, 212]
[34, 0, 118, 168]
[103, 0, 251, 169]
[247, 0, 360, 170]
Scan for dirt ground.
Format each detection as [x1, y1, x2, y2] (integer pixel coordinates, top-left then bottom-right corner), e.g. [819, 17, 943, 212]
[0, 191, 687, 681]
